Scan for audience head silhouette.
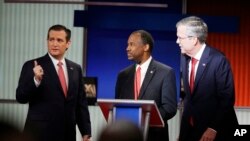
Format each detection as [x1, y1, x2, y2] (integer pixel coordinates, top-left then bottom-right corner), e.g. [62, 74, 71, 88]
[98, 120, 143, 141]
[0, 120, 34, 141]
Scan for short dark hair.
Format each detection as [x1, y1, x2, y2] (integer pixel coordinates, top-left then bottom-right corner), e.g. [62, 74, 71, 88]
[132, 30, 154, 53]
[47, 24, 71, 42]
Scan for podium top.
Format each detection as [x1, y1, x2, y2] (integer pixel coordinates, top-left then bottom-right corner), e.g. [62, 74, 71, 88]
[97, 99, 164, 127]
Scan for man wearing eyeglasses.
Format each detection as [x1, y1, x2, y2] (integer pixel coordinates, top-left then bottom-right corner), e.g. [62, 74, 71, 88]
[176, 16, 238, 141]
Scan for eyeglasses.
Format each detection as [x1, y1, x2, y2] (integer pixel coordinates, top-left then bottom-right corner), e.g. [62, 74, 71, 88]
[177, 36, 193, 41]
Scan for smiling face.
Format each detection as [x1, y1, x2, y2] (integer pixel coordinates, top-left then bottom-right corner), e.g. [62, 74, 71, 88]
[47, 30, 71, 60]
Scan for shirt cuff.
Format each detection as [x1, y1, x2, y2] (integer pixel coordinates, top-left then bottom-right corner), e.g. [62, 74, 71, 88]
[34, 77, 41, 87]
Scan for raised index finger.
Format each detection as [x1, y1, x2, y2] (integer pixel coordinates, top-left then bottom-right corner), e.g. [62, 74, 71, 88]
[34, 60, 38, 67]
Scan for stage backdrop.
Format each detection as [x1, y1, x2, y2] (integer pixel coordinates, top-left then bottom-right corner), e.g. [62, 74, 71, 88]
[74, 0, 182, 99]
[85, 28, 180, 99]
[74, 0, 238, 100]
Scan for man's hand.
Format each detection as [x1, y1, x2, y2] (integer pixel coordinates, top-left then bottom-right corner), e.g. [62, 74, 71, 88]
[199, 128, 217, 141]
[33, 60, 44, 82]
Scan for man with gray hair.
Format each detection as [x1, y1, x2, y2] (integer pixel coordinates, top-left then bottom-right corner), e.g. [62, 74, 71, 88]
[176, 16, 238, 141]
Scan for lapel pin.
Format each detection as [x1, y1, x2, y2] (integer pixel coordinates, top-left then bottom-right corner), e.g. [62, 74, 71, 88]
[202, 63, 206, 67]
[150, 71, 154, 74]
[70, 67, 73, 70]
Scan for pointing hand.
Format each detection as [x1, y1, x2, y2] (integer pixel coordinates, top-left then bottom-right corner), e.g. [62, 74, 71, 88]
[33, 60, 44, 82]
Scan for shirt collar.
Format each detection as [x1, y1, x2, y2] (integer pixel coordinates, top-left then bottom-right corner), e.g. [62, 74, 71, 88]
[136, 56, 152, 71]
[48, 53, 66, 66]
[194, 43, 206, 61]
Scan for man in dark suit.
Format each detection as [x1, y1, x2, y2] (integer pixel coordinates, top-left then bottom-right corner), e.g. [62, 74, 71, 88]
[176, 16, 238, 141]
[115, 30, 177, 141]
[16, 25, 91, 141]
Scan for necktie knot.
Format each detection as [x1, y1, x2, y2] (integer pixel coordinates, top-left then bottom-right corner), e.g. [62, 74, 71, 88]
[58, 61, 63, 66]
[191, 58, 198, 66]
[137, 66, 141, 73]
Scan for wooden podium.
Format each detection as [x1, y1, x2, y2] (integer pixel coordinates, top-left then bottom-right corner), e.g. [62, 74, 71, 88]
[97, 99, 164, 141]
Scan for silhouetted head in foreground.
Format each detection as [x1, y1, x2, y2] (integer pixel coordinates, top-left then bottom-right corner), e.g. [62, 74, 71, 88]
[98, 120, 143, 141]
[0, 120, 34, 141]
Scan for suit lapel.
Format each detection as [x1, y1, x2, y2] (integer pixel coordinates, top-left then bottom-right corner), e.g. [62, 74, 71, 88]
[129, 65, 136, 99]
[118, 65, 135, 99]
[194, 46, 210, 93]
[65, 59, 75, 99]
[139, 60, 156, 98]
[42, 54, 63, 94]
[181, 55, 191, 95]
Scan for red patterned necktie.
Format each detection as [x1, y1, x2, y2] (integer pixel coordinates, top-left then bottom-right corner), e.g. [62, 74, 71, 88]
[134, 66, 141, 100]
[58, 61, 67, 97]
[189, 58, 198, 126]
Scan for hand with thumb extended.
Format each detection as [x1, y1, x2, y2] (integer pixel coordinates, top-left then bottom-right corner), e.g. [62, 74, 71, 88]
[33, 60, 44, 82]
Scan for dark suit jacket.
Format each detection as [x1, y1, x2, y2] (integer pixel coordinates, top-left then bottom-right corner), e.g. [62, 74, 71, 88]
[179, 46, 238, 141]
[115, 59, 177, 141]
[16, 54, 91, 141]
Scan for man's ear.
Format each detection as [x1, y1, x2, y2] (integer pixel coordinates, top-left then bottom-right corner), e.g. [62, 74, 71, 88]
[144, 44, 150, 52]
[193, 37, 199, 46]
[66, 40, 71, 51]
